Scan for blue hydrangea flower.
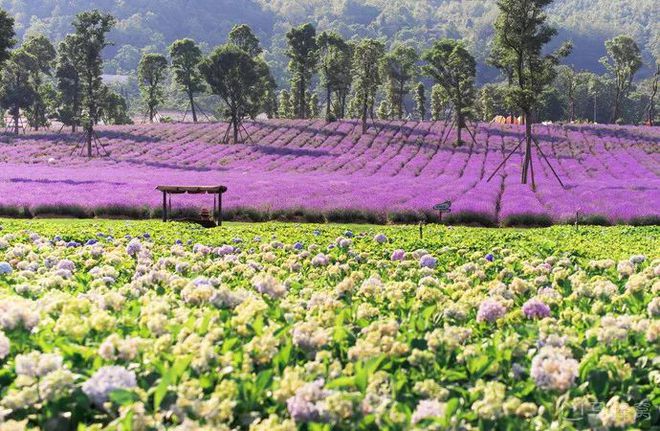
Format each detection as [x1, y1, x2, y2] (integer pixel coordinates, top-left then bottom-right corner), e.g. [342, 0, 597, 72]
[419, 254, 437, 269]
[485, 253, 494, 262]
[0, 262, 12, 274]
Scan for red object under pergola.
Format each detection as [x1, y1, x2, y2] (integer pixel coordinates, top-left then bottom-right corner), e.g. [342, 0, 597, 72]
[156, 185, 227, 226]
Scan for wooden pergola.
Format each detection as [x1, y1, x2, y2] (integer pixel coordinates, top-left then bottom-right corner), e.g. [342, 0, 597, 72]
[156, 185, 227, 226]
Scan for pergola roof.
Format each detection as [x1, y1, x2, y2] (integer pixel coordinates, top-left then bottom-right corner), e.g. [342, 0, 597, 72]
[156, 185, 227, 194]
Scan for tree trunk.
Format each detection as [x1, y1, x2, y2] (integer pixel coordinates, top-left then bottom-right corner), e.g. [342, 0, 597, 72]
[300, 75, 306, 119]
[13, 107, 19, 135]
[233, 113, 239, 144]
[326, 86, 332, 120]
[87, 127, 93, 157]
[341, 94, 346, 118]
[189, 90, 198, 123]
[521, 111, 532, 184]
[398, 81, 404, 119]
[611, 87, 621, 123]
[456, 111, 466, 147]
[648, 67, 658, 126]
[362, 101, 368, 133]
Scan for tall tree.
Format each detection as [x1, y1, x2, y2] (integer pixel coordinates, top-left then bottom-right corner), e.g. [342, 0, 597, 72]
[99, 85, 132, 125]
[647, 63, 658, 126]
[554, 65, 593, 122]
[286, 23, 318, 119]
[490, 0, 572, 184]
[55, 35, 81, 132]
[200, 44, 260, 143]
[351, 39, 385, 132]
[431, 84, 448, 121]
[278, 89, 292, 118]
[228, 24, 262, 58]
[252, 57, 277, 119]
[229, 25, 276, 119]
[308, 92, 320, 118]
[476, 84, 508, 122]
[169, 38, 204, 123]
[0, 9, 15, 129]
[414, 82, 426, 120]
[0, 9, 14, 66]
[0, 49, 37, 134]
[138, 53, 168, 122]
[600, 35, 643, 123]
[23, 34, 56, 129]
[382, 44, 418, 119]
[422, 39, 476, 146]
[70, 10, 116, 157]
[317, 31, 351, 121]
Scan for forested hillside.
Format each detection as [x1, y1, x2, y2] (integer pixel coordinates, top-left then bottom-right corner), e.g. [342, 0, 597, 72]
[1, 0, 657, 82]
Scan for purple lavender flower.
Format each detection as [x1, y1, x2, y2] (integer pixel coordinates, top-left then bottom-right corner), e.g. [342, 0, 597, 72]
[485, 253, 494, 262]
[294, 242, 304, 250]
[476, 298, 506, 323]
[522, 298, 551, 319]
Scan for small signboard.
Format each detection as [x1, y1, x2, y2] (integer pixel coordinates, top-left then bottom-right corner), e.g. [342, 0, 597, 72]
[433, 201, 452, 212]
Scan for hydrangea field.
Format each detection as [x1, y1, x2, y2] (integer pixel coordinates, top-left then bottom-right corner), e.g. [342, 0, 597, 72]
[0, 219, 658, 430]
[0, 120, 658, 225]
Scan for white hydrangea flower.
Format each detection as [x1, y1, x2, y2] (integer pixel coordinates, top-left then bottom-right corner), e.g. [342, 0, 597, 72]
[0, 331, 9, 360]
[82, 366, 137, 405]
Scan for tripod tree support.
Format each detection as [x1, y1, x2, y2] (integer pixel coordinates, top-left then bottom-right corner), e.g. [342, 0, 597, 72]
[71, 128, 110, 158]
[487, 138, 524, 183]
[532, 136, 566, 189]
[486, 129, 566, 189]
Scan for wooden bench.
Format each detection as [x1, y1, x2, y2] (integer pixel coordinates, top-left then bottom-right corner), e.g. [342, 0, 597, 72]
[156, 185, 228, 227]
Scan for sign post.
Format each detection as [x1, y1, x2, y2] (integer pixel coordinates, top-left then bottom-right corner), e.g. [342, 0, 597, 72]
[433, 200, 452, 222]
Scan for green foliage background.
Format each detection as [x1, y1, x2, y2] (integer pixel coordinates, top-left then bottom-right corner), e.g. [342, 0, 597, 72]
[1, 0, 657, 84]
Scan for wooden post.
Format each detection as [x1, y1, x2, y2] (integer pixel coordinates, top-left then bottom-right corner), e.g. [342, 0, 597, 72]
[218, 192, 223, 226]
[213, 194, 217, 225]
[162, 191, 167, 222]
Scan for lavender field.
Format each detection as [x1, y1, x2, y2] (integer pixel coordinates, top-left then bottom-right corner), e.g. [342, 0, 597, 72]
[0, 120, 658, 225]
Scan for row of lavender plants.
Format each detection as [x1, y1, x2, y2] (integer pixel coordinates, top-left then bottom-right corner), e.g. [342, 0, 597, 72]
[0, 120, 657, 225]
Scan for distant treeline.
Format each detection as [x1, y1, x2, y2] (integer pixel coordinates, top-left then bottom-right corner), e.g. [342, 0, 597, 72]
[0, 0, 657, 137]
